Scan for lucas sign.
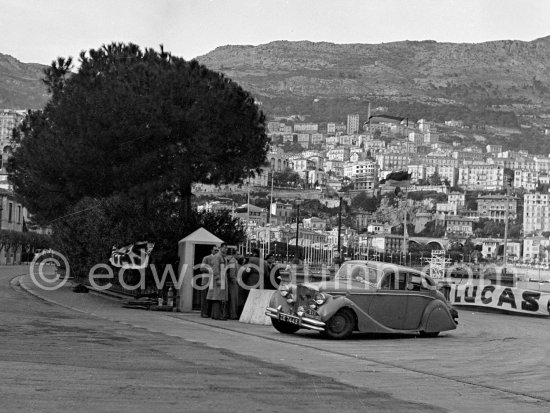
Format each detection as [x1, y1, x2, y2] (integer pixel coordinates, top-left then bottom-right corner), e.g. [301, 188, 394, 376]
[449, 284, 550, 317]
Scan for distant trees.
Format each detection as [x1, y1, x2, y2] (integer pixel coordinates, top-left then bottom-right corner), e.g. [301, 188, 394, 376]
[281, 141, 304, 153]
[428, 172, 442, 186]
[351, 192, 379, 212]
[273, 168, 302, 188]
[417, 220, 445, 237]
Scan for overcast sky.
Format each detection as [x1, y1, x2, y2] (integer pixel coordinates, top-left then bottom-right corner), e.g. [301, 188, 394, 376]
[1, 0, 549, 65]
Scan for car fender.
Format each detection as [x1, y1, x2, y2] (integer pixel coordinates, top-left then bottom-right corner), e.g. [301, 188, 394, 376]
[269, 290, 294, 313]
[421, 300, 457, 332]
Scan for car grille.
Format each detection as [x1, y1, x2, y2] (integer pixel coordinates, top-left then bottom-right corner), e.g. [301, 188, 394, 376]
[293, 285, 315, 312]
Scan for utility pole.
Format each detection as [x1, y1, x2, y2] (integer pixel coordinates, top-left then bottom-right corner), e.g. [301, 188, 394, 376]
[401, 190, 409, 256]
[337, 194, 343, 258]
[267, 171, 274, 226]
[503, 187, 510, 275]
[294, 199, 302, 261]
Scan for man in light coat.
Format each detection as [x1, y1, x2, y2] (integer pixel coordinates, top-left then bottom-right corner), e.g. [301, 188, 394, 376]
[200, 245, 219, 318]
[207, 243, 229, 320]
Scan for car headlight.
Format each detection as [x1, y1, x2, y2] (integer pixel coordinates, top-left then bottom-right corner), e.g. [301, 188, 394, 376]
[297, 306, 305, 317]
[286, 294, 295, 304]
[314, 292, 327, 306]
[309, 303, 317, 310]
[280, 285, 290, 297]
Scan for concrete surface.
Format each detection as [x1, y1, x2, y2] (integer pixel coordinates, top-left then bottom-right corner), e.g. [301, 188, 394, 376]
[10, 265, 550, 412]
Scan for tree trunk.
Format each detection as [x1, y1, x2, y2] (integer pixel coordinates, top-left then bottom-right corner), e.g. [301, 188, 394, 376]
[179, 181, 193, 225]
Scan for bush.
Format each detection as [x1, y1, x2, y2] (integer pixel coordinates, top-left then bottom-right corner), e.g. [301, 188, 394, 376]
[51, 194, 246, 277]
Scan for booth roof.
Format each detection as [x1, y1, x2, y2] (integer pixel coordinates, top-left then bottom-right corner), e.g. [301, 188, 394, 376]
[178, 227, 224, 244]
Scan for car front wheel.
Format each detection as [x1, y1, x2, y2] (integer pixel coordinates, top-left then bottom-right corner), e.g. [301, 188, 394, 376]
[324, 308, 355, 339]
[271, 318, 300, 334]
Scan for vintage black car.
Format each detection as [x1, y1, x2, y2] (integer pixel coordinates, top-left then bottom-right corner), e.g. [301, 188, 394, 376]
[266, 261, 458, 339]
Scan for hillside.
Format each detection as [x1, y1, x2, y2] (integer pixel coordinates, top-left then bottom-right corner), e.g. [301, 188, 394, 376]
[3, 37, 550, 127]
[0, 53, 48, 109]
[196, 38, 550, 125]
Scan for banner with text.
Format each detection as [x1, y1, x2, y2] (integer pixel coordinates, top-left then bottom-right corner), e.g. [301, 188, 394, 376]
[449, 284, 550, 317]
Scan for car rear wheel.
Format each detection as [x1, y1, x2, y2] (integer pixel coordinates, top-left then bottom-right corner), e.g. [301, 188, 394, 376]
[419, 331, 440, 338]
[324, 308, 355, 339]
[271, 318, 300, 334]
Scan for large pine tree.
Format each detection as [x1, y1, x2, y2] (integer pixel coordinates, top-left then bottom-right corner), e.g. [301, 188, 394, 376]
[9, 43, 269, 224]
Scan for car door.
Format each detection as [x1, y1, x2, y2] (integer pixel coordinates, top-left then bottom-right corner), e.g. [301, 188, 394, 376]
[368, 271, 408, 330]
[401, 272, 434, 330]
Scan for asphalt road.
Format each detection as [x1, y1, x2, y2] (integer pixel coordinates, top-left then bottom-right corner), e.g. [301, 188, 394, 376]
[1, 266, 439, 412]
[5, 265, 550, 412]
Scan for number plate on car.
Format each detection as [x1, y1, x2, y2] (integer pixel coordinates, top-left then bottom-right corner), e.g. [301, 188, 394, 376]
[278, 313, 300, 325]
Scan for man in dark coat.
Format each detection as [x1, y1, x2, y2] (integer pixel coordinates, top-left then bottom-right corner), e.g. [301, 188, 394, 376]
[240, 248, 270, 311]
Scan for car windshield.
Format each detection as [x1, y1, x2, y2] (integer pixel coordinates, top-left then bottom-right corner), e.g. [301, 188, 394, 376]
[335, 263, 380, 287]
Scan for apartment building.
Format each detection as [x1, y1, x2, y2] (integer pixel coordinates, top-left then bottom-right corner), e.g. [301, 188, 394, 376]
[301, 169, 326, 188]
[0, 109, 25, 171]
[296, 133, 310, 148]
[270, 202, 294, 225]
[235, 204, 268, 226]
[438, 166, 458, 187]
[523, 237, 550, 262]
[448, 192, 466, 207]
[310, 133, 324, 145]
[267, 147, 289, 171]
[325, 160, 344, 178]
[282, 134, 294, 143]
[514, 169, 539, 191]
[423, 131, 439, 144]
[486, 144, 503, 154]
[408, 164, 426, 183]
[290, 158, 316, 172]
[364, 139, 385, 154]
[445, 216, 474, 236]
[0, 189, 27, 232]
[477, 195, 518, 222]
[267, 121, 283, 133]
[303, 217, 327, 231]
[457, 163, 505, 190]
[327, 148, 350, 162]
[523, 193, 550, 235]
[0, 109, 25, 143]
[453, 150, 484, 162]
[347, 114, 360, 134]
[294, 123, 318, 132]
[376, 153, 410, 171]
[408, 131, 424, 145]
[424, 151, 459, 168]
[417, 119, 435, 133]
[534, 156, 550, 172]
[352, 161, 379, 190]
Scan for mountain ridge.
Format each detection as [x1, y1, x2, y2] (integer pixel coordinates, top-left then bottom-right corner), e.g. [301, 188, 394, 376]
[0, 52, 48, 109]
[2, 37, 550, 122]
[195, 37, 550, 123]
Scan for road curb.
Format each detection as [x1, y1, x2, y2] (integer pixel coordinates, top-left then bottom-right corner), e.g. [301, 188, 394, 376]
[16, 274, 89, 315]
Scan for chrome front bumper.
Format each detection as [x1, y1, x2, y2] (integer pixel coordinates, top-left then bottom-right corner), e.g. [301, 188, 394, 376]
[265, 306, 326, 332]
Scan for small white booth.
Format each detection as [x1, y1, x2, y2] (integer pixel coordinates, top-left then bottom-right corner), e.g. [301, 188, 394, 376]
[177, 227, 223, 312]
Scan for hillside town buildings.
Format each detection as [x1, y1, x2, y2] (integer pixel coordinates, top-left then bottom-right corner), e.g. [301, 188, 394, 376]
[247, 111, 550, 264]
[6, 103, 550, 265]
